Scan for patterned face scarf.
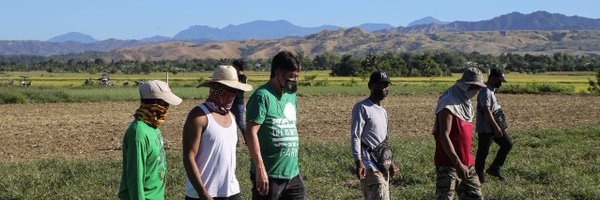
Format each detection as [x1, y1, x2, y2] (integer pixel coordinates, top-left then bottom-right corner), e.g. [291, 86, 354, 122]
[134, 103, 169, 127]
[204, 83, 237, 115]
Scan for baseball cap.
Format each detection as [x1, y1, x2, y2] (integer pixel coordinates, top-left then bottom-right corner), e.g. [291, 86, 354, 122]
[139, 80, 182, 105]
[490, 68, 507, 82]
[197, 65, 253, 91]
[369, 71, 392, 84]
[458, 67, 487, 87]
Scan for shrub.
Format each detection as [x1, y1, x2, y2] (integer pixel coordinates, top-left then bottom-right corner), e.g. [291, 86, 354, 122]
[0, 89, 27, 103]
[588, 69, 600, 95]
[501, 83, 575, 94]
[341, 78, 359, 87]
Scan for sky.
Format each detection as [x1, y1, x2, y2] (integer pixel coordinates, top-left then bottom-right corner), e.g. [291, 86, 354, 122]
[2, 0, 600, 41]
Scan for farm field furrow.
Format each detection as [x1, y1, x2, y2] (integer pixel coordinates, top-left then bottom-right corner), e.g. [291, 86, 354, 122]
[1, 94, 599, 161]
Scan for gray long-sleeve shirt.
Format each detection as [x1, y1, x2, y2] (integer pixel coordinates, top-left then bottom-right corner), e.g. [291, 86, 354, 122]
[351, 98, 388, 170]
[476, 84, 502, 133]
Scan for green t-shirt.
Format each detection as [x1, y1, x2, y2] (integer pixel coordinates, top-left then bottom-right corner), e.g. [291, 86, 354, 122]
[247, 83, 300, 179]
[119, 119, 167, 200]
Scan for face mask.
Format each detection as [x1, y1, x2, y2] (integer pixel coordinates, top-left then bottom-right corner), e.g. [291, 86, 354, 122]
[135, 103, 169, 127]
[283, 80, 298, 94]
[465, 90, 479, 99]
[208, 84, 236, 110]
[494, 81, 502, 89]
[372, 88, 389, 101]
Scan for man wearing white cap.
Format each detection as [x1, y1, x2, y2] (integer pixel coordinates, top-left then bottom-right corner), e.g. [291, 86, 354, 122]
[182, 65, 253, 200]
[432, 67, 485, 200]
[119, 80, 182, 200]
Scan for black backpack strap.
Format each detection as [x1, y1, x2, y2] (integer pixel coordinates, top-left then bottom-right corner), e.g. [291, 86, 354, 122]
[360, 136, 388, 152]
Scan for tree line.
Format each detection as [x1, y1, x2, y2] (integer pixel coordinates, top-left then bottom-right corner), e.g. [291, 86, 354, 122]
[1, 51, 599, 76]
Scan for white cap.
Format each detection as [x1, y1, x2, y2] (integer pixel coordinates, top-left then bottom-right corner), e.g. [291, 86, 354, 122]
[197, 65, 253, 91]
[139, 80, 182, 105]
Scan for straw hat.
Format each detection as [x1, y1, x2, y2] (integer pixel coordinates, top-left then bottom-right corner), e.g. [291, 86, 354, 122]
[197, 65, 253, 91]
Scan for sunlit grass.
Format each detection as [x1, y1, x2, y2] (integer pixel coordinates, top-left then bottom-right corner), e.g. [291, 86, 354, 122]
[2, 123, 599, 199]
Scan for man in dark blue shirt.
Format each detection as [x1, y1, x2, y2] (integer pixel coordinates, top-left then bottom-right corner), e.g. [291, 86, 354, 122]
[232, 59, 248, 147]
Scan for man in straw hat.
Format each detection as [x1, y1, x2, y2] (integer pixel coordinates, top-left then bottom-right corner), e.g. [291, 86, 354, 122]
[432, 67, 485, 200]
[182, 65, 253, 200]
[119, 80, 182, 200]
[245, 51, 306, 200]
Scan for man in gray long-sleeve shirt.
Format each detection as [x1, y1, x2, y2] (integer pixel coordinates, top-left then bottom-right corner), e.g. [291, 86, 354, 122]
[351, 71, 398, 200]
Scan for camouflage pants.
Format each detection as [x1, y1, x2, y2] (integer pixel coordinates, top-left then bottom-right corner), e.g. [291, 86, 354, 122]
[435, 166, 483, 200]
[361, 169, 390, 200]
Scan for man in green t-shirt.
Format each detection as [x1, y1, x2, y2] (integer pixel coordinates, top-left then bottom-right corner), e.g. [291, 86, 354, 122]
[119, 80, 182, 200]
[245, 51, 305, 200]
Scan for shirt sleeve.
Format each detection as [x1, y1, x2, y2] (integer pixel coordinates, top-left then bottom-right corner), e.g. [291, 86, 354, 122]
[246, 92, 267, 124]
[351, 103, 366, 162]
[125, 139, 147, 200]
[478, 88, 492, 108]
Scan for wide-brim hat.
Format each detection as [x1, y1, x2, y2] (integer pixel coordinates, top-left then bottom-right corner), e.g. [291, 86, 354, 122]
[139, 80, 182, 105]
[458, 67, 487, 88]
[198, 65, 253, 91]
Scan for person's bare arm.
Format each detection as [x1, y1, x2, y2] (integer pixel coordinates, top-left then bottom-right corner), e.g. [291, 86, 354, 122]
[245, 121, 269, 196]
[182, 107, 213, 200]
[436, 109, 469, 180]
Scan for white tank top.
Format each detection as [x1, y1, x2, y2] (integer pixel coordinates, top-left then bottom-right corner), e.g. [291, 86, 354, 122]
[185, 104, 240, 198]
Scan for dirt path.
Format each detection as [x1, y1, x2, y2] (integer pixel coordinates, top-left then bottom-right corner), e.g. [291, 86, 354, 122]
[1, 94, 599, 161]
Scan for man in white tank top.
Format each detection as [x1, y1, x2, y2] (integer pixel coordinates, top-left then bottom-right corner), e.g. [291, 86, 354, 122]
[182, 65, 253, 200]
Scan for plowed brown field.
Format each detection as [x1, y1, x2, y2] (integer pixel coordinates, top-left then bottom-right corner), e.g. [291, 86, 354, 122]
[1, 94, 599, 161]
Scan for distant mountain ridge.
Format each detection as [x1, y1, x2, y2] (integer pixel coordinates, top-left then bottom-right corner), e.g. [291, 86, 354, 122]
[87, 29, 600, 61]
[173, 20, 341, 41]
[357, 23, 395, 32]
[4, 11, 600, 56]
[48, 32, 98, 43]
[407, 16, 448, 27]
[385, 11, 600, 33]
[0, 39, 147, 56]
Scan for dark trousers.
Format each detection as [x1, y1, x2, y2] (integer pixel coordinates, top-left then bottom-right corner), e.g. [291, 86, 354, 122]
[185, 193, 241, 200]
[231, 103, 247, 145]
[250, 173, 306, 200]
[475, 131, 513, 174]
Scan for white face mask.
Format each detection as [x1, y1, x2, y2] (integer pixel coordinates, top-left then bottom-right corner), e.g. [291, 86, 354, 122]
[465, 90, 479, 99]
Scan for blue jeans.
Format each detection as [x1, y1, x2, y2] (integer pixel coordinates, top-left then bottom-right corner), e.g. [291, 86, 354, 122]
[231, 103, 246, 145]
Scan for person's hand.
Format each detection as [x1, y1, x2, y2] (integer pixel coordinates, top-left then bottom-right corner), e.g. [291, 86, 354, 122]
[200, 191, 213, 200]
[390, 162, 400, 177]
[457, 163, 469, 180]
[355, 160, 366, 180]
[256, 168, 269, 196]
[494, 126, 504, 138]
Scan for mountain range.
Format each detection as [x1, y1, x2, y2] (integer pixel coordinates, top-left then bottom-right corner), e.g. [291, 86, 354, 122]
[1, 11, 600, 57]
[385, 11, 600, 33]
[48, 32, 98, 43]
[58, 29, 600, 62]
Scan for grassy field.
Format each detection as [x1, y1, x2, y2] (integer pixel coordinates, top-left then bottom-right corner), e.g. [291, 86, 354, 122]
[0, 70, 595, 91]
[0, 83, 455, 104]
[1, 123, 599, 199]
[0, 70, 596, 104]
